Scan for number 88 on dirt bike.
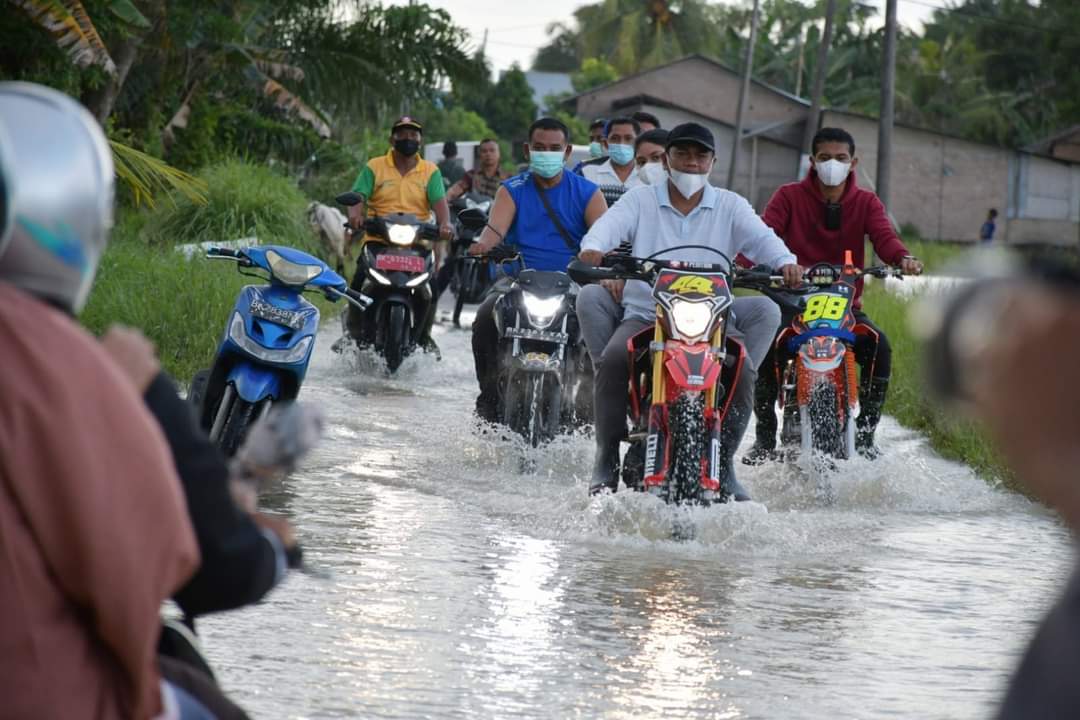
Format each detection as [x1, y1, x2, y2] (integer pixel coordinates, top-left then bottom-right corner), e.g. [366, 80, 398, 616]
[748, 250, 901, 461]
[570, 248, 779, 506]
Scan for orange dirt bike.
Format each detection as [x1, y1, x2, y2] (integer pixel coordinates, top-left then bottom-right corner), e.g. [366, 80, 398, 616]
[570, 247, 780, 505]
[745, 251, 901, 461]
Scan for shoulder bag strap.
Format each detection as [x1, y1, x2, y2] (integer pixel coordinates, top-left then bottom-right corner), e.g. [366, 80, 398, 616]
[532, 173, 579, 253]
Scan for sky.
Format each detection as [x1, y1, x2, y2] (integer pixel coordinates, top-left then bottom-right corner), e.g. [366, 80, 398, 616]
[393, 0, 940, 74]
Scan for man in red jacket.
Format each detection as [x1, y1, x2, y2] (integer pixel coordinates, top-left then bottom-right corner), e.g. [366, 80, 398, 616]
[746, 127, 923, 462]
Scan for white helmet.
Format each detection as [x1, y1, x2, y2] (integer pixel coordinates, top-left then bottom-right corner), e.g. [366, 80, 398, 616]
[0, 82, 114, 313]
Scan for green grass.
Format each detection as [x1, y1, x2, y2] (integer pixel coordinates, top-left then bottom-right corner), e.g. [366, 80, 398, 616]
[860, 281, 1015, 489]
[81, 163, 338, 383]
[144, 159, 316, 252]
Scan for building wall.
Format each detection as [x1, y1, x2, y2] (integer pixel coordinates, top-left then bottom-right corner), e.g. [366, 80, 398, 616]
[575, 57, 806, 132]
[821, 110, 1080, 245]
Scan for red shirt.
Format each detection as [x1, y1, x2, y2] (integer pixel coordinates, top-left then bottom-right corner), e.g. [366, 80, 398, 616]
[762, 168, 909, 307]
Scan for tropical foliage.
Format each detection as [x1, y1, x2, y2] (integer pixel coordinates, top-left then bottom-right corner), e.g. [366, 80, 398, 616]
[2, 0, 481, 205]
[534, 0, 1080, 148]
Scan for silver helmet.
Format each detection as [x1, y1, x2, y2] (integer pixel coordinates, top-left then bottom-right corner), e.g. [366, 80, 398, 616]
[0, 120, 12, 258]
[0, 82, 114, 313]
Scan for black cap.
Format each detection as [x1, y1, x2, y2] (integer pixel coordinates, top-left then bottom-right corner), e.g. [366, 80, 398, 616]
[391, 115, 423, 133]
[666, 122, 715, 153]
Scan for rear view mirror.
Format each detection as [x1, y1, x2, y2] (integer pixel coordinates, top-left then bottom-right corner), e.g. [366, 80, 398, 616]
[335, 191, 364, 207]
[457, 208, 488, 232]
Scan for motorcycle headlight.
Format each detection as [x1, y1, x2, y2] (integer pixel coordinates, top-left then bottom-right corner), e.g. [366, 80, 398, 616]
[265, 250, 321, 286]
[228, 312, 314, 364]
[405, 272, 430, 288]
[522, 292, 563, 327]
[387, 223, 418, 246]
[669, 298, 713, 340]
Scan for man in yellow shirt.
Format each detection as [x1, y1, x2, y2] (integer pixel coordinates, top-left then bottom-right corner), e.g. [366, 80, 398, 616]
[346, 116, 454, 351]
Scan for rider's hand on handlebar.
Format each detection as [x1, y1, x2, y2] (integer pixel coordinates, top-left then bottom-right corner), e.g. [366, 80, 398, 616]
[900, 255, 923, 275]
[579, 249, 604, 267]
[439, 223, 454, 242]
[252, 512, 297, 550]
[601, 279, 625, 302]
[468, 239, 495, 256]
[100, 325, 161, 393]
[780, 263, 804, 288]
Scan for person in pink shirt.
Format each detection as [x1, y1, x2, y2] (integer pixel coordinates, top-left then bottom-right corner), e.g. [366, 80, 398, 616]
[0, 82, 201, 719]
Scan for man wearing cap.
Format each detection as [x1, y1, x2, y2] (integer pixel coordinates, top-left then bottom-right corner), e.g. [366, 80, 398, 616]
[580, 116, 643, 206]
[576, 122, 804, 498]
[345, 116, 454, 350]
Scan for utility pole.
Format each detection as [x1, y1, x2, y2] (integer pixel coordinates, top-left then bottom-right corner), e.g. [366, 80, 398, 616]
[798, 0, 838, 178]
[727, 0, 760, 191]
[877, 0, 898, 209]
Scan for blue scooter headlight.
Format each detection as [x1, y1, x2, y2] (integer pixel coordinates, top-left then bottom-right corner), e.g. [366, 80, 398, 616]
[228, 312, 313, 364]
[266, 249, 322, 286]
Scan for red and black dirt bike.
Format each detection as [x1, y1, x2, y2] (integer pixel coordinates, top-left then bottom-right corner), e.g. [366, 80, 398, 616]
[745, 250, 901, 461]
[569, 247, 780, 506]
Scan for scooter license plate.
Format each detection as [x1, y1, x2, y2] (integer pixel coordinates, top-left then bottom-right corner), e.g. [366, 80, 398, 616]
[249, 299, 304, 329]
[375, 253, 426, 273]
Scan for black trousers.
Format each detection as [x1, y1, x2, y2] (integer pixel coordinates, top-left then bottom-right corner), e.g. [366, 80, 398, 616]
[755, 308, 891, 430]
[471, 289, 504, 401]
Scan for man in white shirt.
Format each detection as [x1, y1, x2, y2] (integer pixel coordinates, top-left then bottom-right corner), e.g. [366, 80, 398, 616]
[577, 122, 803, 497]
[580, 116, 643, 205]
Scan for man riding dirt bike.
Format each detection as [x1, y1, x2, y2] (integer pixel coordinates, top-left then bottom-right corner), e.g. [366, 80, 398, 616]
[746, 127, 923, 464]
[576, 122, 803, 499]
[344, 115, 454, 355]
[467, 116, 607, 423]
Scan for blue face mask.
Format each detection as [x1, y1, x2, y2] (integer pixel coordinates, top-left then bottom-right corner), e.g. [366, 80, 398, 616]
[588, 141, 603, 159]
[608, 143, 634, 166]
[529, 150, 565, 179]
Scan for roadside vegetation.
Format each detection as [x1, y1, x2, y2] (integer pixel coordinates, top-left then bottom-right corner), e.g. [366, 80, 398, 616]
[81, 161, 335, 383]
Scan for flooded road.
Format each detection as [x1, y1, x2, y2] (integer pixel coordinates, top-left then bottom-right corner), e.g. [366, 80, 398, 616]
[199, 298, 1073, 719]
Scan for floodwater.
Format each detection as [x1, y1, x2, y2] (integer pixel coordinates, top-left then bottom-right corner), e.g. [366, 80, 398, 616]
[199, 298, 1073, 720]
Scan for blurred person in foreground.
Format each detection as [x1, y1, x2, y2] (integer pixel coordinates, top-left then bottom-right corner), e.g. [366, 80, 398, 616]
[0, 82, 202, 718]
[947, 274, 1080, 718]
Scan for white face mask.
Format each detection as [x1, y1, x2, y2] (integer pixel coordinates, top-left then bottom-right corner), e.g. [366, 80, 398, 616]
[816, 159, 851, 187]
[637, 162, 666, 186]
[668, 167, 709, 198]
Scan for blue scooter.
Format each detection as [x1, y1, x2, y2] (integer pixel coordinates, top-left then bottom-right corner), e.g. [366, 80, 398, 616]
[192, 245, 371, 456]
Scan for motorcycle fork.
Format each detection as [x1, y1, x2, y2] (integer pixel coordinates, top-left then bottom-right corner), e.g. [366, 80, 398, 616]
[703, 326, 727, 493]
[642, 318, 668, 487]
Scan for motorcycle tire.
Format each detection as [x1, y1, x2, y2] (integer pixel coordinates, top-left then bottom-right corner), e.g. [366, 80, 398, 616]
[505, 373, 559, 448]
[667, 392, 707, 505]
[621, 440, 645, 492]
[189, 369, 210, 412]
[219, 395, 261, 458]
[384, 304, 408, 373]
[808, 383, 845, 459]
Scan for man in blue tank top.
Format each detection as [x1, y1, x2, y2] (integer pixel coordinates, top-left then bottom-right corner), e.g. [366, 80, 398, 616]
[467, 117, 608, 421]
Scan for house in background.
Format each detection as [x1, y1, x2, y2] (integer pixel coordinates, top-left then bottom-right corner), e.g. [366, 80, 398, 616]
[565, 55, 1080, 245]
[523, 71, 574, 117]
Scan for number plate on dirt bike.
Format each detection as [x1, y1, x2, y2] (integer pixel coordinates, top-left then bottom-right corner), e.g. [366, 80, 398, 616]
[504, 327, 569, 343]
[800, 291, 851, 329]
[249, 299, 304, 329]
[374, 253, 426, 274]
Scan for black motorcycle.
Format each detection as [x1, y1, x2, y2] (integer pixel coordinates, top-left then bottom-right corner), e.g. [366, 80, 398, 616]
[458, 210, 593, 446]
[447, 192, 495, 326]
[336, 191, 438, 373]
